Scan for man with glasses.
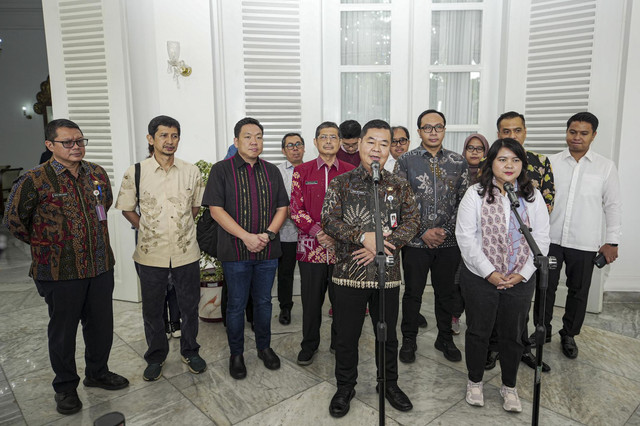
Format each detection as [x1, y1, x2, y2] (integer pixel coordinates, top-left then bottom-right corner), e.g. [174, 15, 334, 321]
[384, 125, 411, 172]
[396, 109, 469, 364]
[291, 122, 355, 365]
[4, 119, 129, 415]
[276, 132, 306, 325]
[492, 111, 555, 373]
[336, 120, 362, 167]
[116, 115, 207, 381]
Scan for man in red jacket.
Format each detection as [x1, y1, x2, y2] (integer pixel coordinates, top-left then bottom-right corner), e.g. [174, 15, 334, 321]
[290, 121, 355, 365]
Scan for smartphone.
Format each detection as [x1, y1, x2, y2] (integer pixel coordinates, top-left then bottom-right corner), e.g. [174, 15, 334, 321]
[593, 252, 607, 269]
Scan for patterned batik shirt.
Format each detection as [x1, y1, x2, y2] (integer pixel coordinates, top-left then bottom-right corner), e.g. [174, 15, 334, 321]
[3, 159, 115, 281]
[526, 150, 555, 214]
[321, 165, 419, 289]
[395, 146, 469, 249]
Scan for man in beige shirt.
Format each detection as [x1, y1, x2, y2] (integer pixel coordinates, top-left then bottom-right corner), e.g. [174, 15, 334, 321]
[116, 115, 206, 381]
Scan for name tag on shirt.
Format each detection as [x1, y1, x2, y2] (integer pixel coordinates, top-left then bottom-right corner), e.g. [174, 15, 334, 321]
[349, 189, 367, 196]
[52, 193, 68, 198]
[305, 180, 318, 185]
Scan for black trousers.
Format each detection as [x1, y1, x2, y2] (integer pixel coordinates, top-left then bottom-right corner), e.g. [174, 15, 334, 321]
[35, 270, 115, 393]
[277, 241, 297, 310]
[333, 284, 400, 389]
[164, 276, 181, 324]
[460, 265, 534, 387]
[534, 244, 596, 338]
[401, 246, 461, 342]
[299, 261, 335, 352]
[136, 261, 201, 364]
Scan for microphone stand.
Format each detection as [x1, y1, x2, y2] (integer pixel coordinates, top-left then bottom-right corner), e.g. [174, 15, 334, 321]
[372, 168, 390, 426]
[504, 186, 555, 426]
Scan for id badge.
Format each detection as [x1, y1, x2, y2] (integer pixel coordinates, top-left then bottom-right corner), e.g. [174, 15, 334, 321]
[96, 205, 107, 221]
[389, 211, 398, 229]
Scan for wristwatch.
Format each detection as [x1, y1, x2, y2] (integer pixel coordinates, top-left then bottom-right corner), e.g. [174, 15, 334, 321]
[265, 230, 276, 241]
[359, 233, 366, 244]
[608, 243, 618, 247]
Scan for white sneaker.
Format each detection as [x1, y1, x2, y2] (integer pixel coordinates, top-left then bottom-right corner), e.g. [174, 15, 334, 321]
[466, 380, 484, 407]
[452, 316, 461, 335]
[500, 385, 522, 412]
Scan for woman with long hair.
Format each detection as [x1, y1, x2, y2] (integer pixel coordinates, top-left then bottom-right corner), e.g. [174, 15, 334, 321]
[455, 138, 550, 412]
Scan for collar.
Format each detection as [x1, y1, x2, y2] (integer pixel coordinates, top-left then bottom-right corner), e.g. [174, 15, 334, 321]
[561, 148, 594, 163]
[150, 155, 181, 171]
[340, 145, 358, 155]
[233, 152, 262, 169]
[283, 160, 294, 169]
[50, 159, 88, 176]
[416, 145, 444, 158]
[315, 156, 340, 171]
[353, 163, 384, 182]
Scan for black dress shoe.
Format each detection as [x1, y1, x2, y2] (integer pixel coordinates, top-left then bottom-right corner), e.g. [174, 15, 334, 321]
[377, 383, 413, 412]
[561, 335, 578, 359]
[418, 313, 428, 328]
[329, 387, 356, 418]
[83, 371, 129, 390]
[521, 352, 551, 372]
[54, 390, 82, 415]
[279, 308, 291, 325]
[529, 331, 552, 345]
[229, 354, 247, 379]
[399, 337, 417, 363]
[485, 351, 499, 370]
[257, 348, 281, 370]
[434, 339, 462, 362]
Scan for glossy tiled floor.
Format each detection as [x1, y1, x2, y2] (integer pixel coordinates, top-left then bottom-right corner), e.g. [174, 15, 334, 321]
[1, 235, 640, 425]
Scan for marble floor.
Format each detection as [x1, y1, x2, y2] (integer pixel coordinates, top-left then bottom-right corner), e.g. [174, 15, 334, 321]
[1, 236, 640, 426]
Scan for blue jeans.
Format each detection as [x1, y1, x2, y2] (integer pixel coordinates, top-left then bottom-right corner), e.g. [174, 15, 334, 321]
[223, 259, 278, 355]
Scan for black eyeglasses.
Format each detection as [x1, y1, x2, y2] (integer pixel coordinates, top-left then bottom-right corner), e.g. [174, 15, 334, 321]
[52, 138, 89, 148]
[284, 142, 304, 150]
[466, 146, 485, 153]
[419, 124, 445, 133]
[391, 138, 409, 147]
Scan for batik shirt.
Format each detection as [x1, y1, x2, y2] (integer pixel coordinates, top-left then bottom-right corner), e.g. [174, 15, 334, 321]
[3, 159, 114, 281]
[395, 146, 469, 248]
[321, 166, 419, 289]
[526, 150, 555, 213]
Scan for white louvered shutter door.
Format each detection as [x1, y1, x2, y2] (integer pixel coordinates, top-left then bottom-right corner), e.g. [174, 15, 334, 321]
[241, 0, 302, 163]
[524, 0, 596, 155]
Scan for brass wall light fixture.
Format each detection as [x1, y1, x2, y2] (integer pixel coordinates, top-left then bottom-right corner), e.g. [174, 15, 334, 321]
[167, 41, 192, 88]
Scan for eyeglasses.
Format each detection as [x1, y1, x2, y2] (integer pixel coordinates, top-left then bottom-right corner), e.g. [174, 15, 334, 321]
[51, 138, 89, 148]
[419, 124, 445, 133]
[391, 138, 409, 147]
[284, 142, 304, 150]
[466, 146, 485, 153]
[318, 135, 338, 141]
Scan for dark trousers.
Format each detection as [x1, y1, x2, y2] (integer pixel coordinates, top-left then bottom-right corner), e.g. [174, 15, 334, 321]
[460, 265, 534, 387]
[401, 246, 461, 342]
[277, 241, 297, 310]
[136, 261, 201, 364]
[333, 284, 400, 389]
[299, 261, 335, 353]
[35, 270, 115, 393]
[164, 276, 181, 324]
[534, 244, 596, 338]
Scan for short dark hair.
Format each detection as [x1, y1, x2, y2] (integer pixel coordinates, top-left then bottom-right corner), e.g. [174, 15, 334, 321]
[391, 125, 410, 140]
[360, 119, 392, 139]
[567, 111, 599, 132]
[497, 111, 526, 130]
[417, 109, 446, 129]
[234, 117, 264, 138]
[281, 132, 304, 149]
[315, 121, 339, 139]
[478, 138, 535, 204]
[339, 120, 361, 139]
[45, 119, 81, 141]
[148, 115, 181, 137]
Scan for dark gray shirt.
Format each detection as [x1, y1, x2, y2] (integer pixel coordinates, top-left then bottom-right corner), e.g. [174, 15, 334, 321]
[396, 146, 469, 248]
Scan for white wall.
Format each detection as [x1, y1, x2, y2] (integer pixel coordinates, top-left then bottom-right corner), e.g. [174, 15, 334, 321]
[0, 1, 49, 173]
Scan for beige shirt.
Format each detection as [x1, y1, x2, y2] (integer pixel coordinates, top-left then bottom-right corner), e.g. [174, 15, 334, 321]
[115, 156, 205, 267]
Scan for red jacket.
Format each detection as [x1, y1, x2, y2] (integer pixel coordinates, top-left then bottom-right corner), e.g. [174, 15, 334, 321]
[290, 157, 355, 263]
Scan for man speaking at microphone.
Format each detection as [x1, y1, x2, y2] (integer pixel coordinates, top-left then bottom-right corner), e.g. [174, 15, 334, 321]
[321, 119, 419, 418]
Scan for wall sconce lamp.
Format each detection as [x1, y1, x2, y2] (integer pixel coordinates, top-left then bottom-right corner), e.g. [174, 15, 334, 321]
[167, 41, 192, 87]
[22, 106, 32, 119]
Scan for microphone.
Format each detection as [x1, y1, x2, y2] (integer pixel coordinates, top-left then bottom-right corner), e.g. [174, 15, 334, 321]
[371, 161, 381, 183]
[503, 182, 520, 207]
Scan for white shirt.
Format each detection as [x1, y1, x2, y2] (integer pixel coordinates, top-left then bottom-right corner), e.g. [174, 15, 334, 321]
[384, 156, 397, 172]
[456, 184, 550, 281]
[276, 160, 298, 243]
[548, 149, 621, 251]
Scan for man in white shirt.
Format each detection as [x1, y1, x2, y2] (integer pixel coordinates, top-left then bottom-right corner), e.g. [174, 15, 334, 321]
[540, 112, 621, 359]
[276, 132, 305, 324]
[384, 125, 411, 172]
